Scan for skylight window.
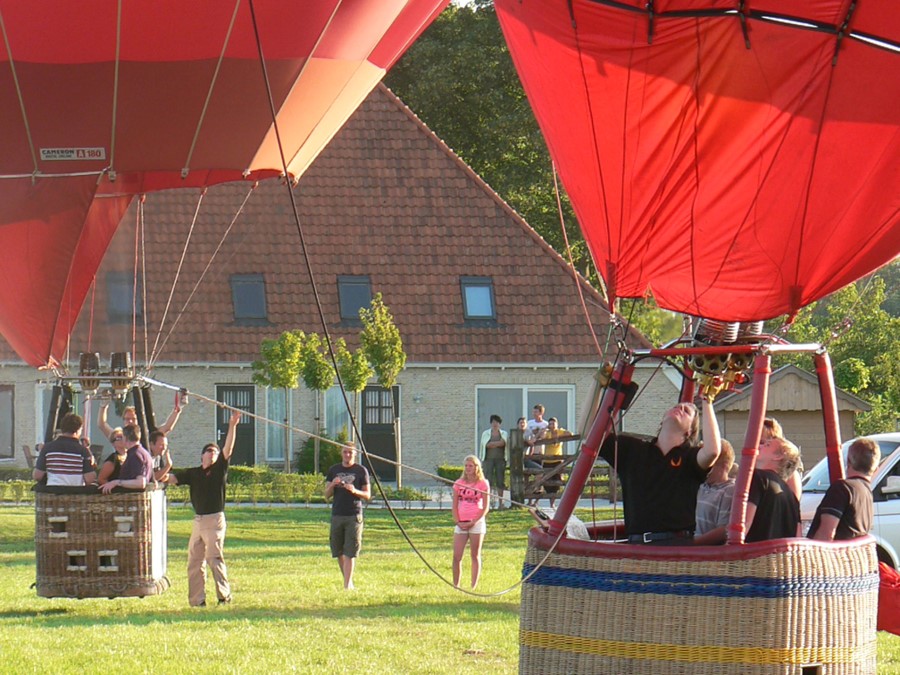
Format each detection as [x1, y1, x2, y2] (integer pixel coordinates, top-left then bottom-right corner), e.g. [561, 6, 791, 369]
[461, 276, 496, 320]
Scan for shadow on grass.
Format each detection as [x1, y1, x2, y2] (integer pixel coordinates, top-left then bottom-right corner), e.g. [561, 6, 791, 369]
[10, 598, 520, 629]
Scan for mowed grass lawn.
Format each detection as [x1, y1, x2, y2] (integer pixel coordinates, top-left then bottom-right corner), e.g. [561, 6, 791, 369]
[3, 504, 900, 674]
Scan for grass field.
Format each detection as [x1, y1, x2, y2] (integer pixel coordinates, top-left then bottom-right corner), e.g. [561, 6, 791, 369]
[3, 504, 900, 674]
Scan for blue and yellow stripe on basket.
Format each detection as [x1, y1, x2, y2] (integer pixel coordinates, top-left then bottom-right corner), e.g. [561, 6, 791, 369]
[521, 562, 880, 598]
[519, 630, 869, 666]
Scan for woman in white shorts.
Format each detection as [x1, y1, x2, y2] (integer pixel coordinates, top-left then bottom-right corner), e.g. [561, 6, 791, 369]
[452, 455, 490, 588]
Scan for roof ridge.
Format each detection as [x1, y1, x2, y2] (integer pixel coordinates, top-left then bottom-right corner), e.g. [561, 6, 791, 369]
[375, 83, 646, 347]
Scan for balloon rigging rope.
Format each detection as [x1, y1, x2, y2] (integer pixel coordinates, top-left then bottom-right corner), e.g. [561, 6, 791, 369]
[140, 197, 149, 365]
[131, 201, 140, 367]
[147, 183, 258, 370]
[551, 164, 604, 360]
[146, 188, 207, 368]
[245, 0, 576, 596]
[183, 0, 241, 177]
[109, 0, 122, 175]
[0, 8, 38, 173]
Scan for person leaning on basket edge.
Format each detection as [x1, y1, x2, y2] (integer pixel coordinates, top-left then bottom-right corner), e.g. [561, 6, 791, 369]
[164, 410, 241, 607]
[598, 398, 721, 545]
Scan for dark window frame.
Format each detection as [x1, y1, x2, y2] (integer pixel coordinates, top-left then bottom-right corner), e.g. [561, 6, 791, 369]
[106, 271, 143, 324]
[338, 275, 373, 322]
[460, 276, 496, 321]
[230, 273, 269, 325]
[0, 384, 12, 458]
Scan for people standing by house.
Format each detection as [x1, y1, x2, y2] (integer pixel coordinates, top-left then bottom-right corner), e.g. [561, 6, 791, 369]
[479, 414, 508, 510]
[148, 430, 173, 483]
[32, 413, 96, 487]
[599, 399, 721, 544]
[539, 417, 570, 509]
[452, 455, 490, 589]
[325, 444, 371, 590]
[524, 404, 549, 453]
[808, 437, 879, 541]
[693, 439, 736, 545]
[97, 427, 128, 485]
[164, 410, 241, 606]
[518, 417, 542, 471]
[744, 436, 802, 542]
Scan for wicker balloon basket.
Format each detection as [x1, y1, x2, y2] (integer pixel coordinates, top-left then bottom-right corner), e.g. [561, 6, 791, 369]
[34, 487, 169, 598]
[520, 527, 878, 675]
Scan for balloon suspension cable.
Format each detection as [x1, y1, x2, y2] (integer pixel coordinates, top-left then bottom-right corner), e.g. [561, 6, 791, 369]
[148, 182, 257, 369]
[146, 187, 206, 369]
[139, 196, 149, 366]
[131, 197, 141, 368]
[552, 163, 603, 359]
[87, 276, 97, 352]
[143, 373, 567, 595]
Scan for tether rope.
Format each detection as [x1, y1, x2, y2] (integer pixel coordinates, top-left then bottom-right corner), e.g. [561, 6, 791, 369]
[144, 374, 577, 596]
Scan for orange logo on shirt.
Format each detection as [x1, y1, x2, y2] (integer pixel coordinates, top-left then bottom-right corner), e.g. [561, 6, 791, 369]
[670, 457, 682, 468]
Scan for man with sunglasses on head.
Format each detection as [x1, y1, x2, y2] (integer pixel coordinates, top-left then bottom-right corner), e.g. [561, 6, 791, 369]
[165, 410, 241, 607]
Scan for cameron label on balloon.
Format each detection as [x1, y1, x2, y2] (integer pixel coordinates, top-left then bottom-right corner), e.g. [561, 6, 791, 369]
[40, 147, 107, 161]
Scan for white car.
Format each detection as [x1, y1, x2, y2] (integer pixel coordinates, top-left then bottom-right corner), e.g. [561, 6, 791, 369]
[801, 433, 900, 566]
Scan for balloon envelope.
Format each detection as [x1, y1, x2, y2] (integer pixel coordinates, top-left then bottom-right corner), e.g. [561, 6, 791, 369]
[0, 0, 448, 366]
[496, 0, 900, 322]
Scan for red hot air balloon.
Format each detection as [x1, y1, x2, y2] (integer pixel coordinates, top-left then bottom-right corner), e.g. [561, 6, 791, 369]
[0, 0, 448, 367]
[496, 0, 899, 323]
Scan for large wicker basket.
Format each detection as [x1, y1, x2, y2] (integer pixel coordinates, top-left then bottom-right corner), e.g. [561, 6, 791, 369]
[35, 487, 169, 598]
[520, 527, 878, 674]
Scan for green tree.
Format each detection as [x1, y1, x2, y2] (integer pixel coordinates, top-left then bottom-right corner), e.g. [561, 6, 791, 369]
[252, 330, 306, 472]
[774, 276, 900, 435]
[334, 338, 374, 440]
[360, 293, 406, 390]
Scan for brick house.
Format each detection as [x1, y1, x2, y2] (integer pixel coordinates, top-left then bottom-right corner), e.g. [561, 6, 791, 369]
[0, 84, 661, 484]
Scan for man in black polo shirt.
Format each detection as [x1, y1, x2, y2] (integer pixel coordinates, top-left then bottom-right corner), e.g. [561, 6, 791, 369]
[808, 437, 879, 541]
[599, 398, 720, 544]
[166, 410, 240, 607]
[325, 445, 371, 590]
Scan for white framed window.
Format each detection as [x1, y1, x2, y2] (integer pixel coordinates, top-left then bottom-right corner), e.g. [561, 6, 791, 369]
[265, 388, 291, 461]
[324, 386, 355, 439]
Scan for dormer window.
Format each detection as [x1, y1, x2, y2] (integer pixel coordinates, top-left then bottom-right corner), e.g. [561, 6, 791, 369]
[230, 274, 268, 324]
[460, 276, 495, 321]
[107, 272, 143, 323]
[338, 275, 372, 321]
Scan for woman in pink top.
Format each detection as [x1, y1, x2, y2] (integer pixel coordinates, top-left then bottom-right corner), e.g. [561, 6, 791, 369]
[452, 455, 490, 589]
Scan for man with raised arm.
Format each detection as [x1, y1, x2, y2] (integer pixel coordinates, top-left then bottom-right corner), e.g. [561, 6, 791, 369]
[599, 399, 720, 544]
[165, 410, 241, 607]
[98, 394, 185, 442]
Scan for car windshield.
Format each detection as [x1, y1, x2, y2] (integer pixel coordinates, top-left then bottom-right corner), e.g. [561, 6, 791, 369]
[802, 440, 900, 493]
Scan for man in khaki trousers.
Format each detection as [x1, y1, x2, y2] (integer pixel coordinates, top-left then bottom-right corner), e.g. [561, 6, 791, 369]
[166, 410, 241, 606]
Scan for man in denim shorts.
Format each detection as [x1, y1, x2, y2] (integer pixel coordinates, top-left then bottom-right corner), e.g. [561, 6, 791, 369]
[325, 445, 371, 589]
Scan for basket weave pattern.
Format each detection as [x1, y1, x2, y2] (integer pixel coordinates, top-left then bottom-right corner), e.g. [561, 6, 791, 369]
[35, 490, 169, 598]
[520, 535, 878, 674]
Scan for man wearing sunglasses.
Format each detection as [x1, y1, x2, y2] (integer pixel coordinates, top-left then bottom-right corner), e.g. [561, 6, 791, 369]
[165, 410, 241, 607]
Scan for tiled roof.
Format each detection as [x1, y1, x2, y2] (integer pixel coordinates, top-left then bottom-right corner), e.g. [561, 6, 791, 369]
[4, 84, 649, 366]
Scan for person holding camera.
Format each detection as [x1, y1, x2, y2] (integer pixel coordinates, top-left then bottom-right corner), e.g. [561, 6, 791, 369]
[325, 444, 371, 590]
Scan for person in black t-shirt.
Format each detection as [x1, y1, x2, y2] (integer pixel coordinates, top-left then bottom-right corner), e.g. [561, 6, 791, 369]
[808, 437, 879, 541]
[165, 410, 241, 607]
[745, 436, 801, 542]
[599, 399, 721, 544]
[325, 445, 371, 590]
